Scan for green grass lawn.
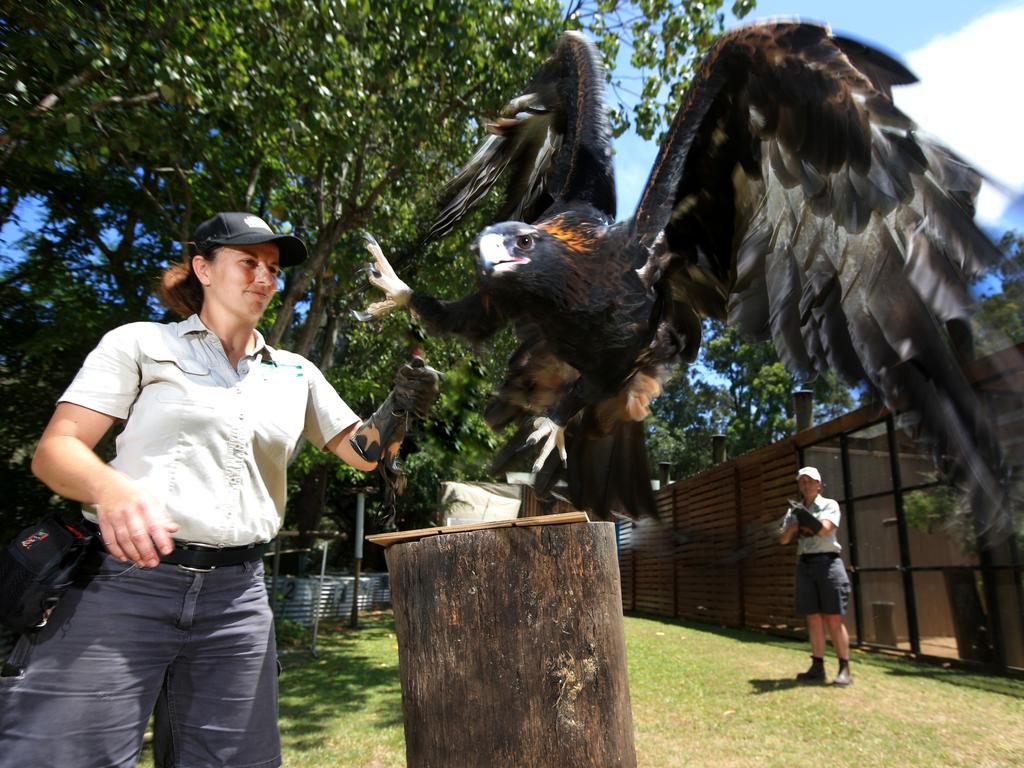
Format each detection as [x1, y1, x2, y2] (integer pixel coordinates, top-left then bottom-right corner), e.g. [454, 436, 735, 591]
[272, 612, 1023, 767]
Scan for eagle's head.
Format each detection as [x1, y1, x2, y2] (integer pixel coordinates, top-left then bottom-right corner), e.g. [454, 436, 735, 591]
[474, 222, 545, 279]
[473, 216, 602, 306]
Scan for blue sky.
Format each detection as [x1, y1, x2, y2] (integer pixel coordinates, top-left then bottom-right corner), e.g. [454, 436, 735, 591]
[5, 1, 1021, 252]
[612, 0, 1024, 231]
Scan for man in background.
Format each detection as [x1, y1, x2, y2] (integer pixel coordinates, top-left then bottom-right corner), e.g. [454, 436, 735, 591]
[779, 466, 852, 686]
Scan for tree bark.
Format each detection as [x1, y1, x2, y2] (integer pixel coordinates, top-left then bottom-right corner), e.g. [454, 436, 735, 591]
[293, 273, 334, 358]
[385, 521, 636, 768]
[268, 224, 341, 346]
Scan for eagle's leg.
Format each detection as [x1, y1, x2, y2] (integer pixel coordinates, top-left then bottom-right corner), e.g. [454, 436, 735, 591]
[352, 233, 412, 321]
[526, 378, 592, 472]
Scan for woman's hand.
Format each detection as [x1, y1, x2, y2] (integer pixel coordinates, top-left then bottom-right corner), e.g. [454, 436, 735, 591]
[95, 477, 178, 567]
[32, 402, 178, 567]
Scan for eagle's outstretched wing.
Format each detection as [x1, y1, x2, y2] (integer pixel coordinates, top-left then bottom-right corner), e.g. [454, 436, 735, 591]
[633, 21, 1014, 540]
[428, 31, 616, 241]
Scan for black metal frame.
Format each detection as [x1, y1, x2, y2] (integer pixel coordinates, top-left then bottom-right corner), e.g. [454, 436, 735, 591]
[801, 416, 1023, 674]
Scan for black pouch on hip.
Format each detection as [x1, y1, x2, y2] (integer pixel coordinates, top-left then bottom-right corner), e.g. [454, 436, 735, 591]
[0, 514, 94, 634]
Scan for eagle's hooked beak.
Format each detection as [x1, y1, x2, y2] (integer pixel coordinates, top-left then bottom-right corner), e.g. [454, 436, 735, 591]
[475, 232, 531, 276]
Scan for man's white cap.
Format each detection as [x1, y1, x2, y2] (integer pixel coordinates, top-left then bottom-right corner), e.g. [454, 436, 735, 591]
[796, 466, 821, 482]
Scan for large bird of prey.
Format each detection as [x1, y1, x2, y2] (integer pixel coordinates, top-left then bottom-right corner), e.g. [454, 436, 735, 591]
[358, 21, 1015, 538]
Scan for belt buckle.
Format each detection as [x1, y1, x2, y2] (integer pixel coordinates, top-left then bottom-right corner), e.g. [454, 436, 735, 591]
[176, 540, 219, 572]
[177, 563, 217, 573]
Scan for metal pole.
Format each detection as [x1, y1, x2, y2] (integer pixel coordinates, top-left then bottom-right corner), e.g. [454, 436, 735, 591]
[350, 492, 365, 629]
[712, 434, 727, 464]
[793, 388, 814, 432]
[886, 414, 920, 654]
[310, 540, 329, 657]
[658, 461, 672, 487]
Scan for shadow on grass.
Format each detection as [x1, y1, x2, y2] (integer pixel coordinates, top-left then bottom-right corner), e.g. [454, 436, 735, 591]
[276, 613, 404, 751]
[862, 654, 1024, 699]
[627, 611, 1024, 699]
[627, 611, 802, 651]
[747, 677, 807, 694]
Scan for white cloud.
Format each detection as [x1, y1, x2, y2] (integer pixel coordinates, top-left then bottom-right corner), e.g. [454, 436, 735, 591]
[894, 3, 1024, 226]
[614, 5, 1024, 227]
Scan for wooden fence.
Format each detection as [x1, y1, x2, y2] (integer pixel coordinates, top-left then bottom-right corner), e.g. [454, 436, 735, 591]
[618, 407, 887, 638]
[614, 345, 1024, 667]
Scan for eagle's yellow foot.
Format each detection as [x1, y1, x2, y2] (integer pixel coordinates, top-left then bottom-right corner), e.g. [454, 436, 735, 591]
[526, 416, 567, 473]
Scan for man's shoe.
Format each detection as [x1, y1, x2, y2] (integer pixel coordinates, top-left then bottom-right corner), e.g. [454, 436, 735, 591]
[833, 662, 853, 686]
[795, 658, 826, 683]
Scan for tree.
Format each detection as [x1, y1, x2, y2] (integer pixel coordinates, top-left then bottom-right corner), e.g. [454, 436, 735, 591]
[646, 320, 855, 481]
[1, 0, 756, 543]
[646, 365, 719, 481]
[974, 231, 1024, 353]
[566, 0, 756, 140]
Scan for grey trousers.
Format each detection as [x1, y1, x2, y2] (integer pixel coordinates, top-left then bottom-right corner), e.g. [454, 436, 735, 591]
[0, 547, 281, 768]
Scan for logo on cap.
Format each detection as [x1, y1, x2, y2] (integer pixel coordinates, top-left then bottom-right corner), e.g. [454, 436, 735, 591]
[244, 216, 273, 232]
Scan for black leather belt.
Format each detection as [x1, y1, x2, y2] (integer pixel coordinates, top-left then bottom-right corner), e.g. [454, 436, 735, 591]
[79, 520, 264, 571]
[800, 552, 839, 561]
[161, 542, 265, 571]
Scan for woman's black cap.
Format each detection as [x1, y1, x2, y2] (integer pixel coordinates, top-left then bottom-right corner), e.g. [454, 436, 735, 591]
[190, 212, 307, 266]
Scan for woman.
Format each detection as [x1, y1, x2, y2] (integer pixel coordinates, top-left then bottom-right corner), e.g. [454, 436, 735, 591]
[0, 212, 438, 767]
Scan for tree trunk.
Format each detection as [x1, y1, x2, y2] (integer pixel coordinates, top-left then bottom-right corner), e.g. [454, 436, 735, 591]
[293, 273, 334, 358]
[317, 307, 343, 373]
[385, 521, 636, 768]
[268, 210, 350, 347]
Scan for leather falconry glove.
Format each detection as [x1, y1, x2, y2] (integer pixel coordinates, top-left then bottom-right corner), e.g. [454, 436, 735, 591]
[350, 357, 441, 524]
[788, 499, 824, 536]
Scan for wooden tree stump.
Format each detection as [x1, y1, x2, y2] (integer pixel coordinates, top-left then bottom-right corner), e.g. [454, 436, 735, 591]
[383, 520, 636, 768]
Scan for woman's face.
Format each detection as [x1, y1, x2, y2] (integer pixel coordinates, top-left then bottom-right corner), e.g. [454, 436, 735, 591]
[193, 243, 281, 323]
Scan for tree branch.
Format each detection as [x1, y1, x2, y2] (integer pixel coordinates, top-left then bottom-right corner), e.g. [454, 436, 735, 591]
[244, 156, 264, 210]
[116, 150, 180, 232]
[0, 0, 183, 152]
[209, 163, 241, 210]
[354, 156, 408, 217]
[85, 90, 162, 115]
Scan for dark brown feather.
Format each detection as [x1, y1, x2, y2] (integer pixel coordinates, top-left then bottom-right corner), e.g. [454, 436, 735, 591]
[400, 21, 1017, 537]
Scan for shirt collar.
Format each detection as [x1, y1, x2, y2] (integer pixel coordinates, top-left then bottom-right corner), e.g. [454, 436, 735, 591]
[252, 329, 277, 362]
[179, 314, 276, 362]
[178, 314, 209, 337]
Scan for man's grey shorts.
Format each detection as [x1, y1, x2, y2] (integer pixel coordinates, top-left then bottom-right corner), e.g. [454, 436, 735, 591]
[795, 553, 850, 615]
[0, 546, 281, 768]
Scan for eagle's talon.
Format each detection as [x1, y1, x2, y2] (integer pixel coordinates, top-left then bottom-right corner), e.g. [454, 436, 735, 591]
[355, 234, 412, 320]
[526, 417, 567, 473]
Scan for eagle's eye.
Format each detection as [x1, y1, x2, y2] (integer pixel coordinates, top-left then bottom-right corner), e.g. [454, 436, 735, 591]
[515, 234, 535, 252]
